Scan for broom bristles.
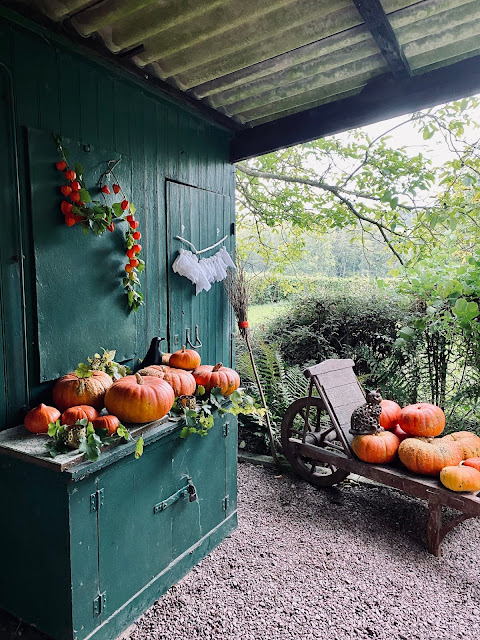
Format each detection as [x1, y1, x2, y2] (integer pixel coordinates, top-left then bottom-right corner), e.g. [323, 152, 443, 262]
[224, 266, 249, 324]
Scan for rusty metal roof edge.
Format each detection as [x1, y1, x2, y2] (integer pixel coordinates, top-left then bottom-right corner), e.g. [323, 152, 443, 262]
[0, 3, 243, 134]
[230, 55, 480, 161]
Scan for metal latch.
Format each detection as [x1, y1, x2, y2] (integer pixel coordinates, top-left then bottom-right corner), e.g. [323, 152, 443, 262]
[223, 422, 229, 437]
[93, 592, 106, 617]
[90, 488, 104, 512]
[153, 478, 197, 514]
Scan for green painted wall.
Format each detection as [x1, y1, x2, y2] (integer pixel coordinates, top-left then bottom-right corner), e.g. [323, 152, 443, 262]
[0, 11, 235, 429]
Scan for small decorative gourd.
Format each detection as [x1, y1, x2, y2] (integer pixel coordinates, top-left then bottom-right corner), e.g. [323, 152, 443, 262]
[352, 430, 400, 464]
[169, 346, 201, 371]
[61, 405, 99, 425]
[24, 404, 61, 434]
[349, 389, 383, 436]
[440, 465, 480, 492]
[379, 399, 401, 431]
[192, 363, 240, 397]
[398, 403, 445, 437]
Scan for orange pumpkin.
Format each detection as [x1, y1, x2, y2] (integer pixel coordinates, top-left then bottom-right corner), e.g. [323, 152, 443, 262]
[61, 405, 99, 425]
[463, 457, 480, 472]
[392, 424, 410, 442]
[440, 431, 480, 460]
[193, 363, 240, 397]
[352, 431, 400, 464]
[24, 404, 60, 434]
[53, 370, 113, 412]
[137, 365, 196, 397]
[168, 346, 201, 371]
[440, 465, 480, 492]
[398, 437, 462, 476]
[92, 415, 120, 435]
[379, 399, 402, 430]
[104, 373, 175, 423]
[398, 403, 445, 437]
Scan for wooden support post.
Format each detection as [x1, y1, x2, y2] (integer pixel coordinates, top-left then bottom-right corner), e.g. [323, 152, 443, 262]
[427, 498, 442, 557]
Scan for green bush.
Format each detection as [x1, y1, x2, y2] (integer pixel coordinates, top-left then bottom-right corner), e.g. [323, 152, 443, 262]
[262, 283, 410, 378]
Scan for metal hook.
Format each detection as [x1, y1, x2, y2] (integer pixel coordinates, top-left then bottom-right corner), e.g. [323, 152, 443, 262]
[185, 325, 202, 349]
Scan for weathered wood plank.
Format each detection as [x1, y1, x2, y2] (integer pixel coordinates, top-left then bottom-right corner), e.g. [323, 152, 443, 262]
[290, 438, 480, 514]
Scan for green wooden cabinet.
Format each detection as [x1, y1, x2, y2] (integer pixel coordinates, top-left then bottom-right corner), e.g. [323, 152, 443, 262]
[0, 415, 237, 640]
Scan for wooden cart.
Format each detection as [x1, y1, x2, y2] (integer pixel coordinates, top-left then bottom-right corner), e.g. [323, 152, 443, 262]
[281, 359, 480, 556]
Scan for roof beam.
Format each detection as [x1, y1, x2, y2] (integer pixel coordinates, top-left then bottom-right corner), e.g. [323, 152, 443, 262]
[230, 54, 480, 162]
[352, 0, 411, 79]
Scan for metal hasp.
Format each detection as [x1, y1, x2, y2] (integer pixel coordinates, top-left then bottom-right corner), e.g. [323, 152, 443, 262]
[153, 478, 197, 514]
[90, 488, 104, 512]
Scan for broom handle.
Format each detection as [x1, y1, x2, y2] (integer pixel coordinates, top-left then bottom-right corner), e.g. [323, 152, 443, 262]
[244, 331, 280, 465]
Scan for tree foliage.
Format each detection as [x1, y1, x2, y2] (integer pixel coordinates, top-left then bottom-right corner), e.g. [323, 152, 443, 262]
[236, 96, 480, 270]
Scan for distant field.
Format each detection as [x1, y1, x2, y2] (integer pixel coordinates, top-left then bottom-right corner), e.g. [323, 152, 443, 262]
[248, 302, 289, 327]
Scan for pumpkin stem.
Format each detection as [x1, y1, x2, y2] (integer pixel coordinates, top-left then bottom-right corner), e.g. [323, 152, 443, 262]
[213, 363, 223, 372]
[181, 345, 186, 352]
[135, 372, 144, 385]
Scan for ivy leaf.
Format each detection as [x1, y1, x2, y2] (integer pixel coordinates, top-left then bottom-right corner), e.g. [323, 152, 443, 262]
[78, 433, 102, 462]
[75, 362, 93, 378]
[195, 385, 206, 397]
[135, 436, 144, 459]
[117, 424, 130, 440]
[48, 419, 61, 437]
[129, 203, 136, 215]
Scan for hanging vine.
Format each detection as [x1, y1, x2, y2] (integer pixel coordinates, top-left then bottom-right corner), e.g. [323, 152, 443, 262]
[54, 135, 144, 311]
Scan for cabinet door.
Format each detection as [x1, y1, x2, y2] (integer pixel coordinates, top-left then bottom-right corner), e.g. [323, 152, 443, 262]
[166, 181, 234, 367]
[170, 414, 228, 558]
[96, 439, 176, 617]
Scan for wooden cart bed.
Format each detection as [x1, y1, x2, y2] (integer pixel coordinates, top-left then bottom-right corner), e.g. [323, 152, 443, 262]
[281, 359, 480, 556]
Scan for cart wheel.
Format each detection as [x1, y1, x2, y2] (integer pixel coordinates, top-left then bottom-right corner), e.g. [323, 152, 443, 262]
[281, 397, 349, 487]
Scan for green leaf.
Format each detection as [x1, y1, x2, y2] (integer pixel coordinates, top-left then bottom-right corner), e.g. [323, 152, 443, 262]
[74, 163, 84, 179]
[129, 203, 136, 215]
[195, 385, 206, 396]
[117, 424, 130, 440]
[48, 420, 61, 437]
[112, 202, 123, 217]
[135, 436, 144, 459]
[75, 362, 93, 378]
[79, 188, 91, 203]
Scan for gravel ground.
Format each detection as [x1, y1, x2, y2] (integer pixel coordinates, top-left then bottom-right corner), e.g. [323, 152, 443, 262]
[128, 462, 480, 640]
[1, 462, 478, 640]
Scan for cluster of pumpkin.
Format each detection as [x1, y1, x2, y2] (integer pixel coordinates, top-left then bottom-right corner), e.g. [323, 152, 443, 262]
[351, 400, 480, 493]
[23, 346, 240, 440]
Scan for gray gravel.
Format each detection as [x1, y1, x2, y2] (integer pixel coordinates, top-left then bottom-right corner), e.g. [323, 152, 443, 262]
[128, 462, 480, 640]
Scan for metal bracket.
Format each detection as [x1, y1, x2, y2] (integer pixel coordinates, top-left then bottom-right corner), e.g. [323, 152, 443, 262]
[222, 495, 229, 511]
[93, 592, 106, 617]
[153, 478, 197, 514]
[223, 422, 229, 438]
[90, 488, 104, 512]
[185, 325, 202, 349]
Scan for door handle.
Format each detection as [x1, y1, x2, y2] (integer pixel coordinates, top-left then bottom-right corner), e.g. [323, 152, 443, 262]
[153, 478, 197, 513]
[185, 325, 202, 349]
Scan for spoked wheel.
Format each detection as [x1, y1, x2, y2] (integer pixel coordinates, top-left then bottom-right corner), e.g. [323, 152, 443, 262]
[281, 397, 350, 487]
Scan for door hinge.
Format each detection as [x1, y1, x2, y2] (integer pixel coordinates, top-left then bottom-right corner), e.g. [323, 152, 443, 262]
[90, 488, 104, 512]
[93, 591, 106, 617]
[222, 422, 229, 437]
[222, 495, 229, 511]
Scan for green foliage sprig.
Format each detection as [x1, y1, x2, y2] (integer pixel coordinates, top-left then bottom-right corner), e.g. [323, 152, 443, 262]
[54, 134, 144, 311]
[173, 387, 266, 439]
[75, 348, 131, 380]
[46, 418, 142, 462]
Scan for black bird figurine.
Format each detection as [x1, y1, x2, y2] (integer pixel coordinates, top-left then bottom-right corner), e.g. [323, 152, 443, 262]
[134, 336, 167, 372]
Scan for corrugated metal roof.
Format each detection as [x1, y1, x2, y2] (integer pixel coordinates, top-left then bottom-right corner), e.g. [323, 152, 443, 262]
[14, 0, 480, 129]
